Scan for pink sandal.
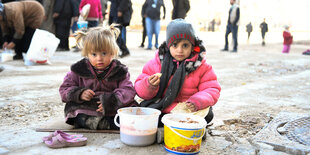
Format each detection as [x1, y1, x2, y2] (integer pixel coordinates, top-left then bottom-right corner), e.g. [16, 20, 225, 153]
[42, 130, 83, 142]
[44, 134, 87, 148]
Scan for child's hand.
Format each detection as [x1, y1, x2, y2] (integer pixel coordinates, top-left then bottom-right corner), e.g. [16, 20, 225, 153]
[148, 74, 160, 87]
[186, 102, 196, 112]
[96, 101, 104, 113]
[80, 89, 95, 101]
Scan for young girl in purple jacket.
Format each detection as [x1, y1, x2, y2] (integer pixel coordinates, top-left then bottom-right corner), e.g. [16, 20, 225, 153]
[59, 25, 137, 130]
[135, 19, 221, 127]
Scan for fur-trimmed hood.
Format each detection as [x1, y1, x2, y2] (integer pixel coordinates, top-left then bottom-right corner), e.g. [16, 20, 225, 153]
[71, 58, 128, 82]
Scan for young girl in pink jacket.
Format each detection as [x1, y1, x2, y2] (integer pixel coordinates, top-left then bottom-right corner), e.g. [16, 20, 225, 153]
[135, 19, 221, 127]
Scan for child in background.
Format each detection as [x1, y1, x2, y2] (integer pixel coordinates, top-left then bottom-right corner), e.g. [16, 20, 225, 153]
[59, 25, 137, 130]
[79, 0, 103, 28]
[282, 25, 293, 54]
[135, 19, 221, 127]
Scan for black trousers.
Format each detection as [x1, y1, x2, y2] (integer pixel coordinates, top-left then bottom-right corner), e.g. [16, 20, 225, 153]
[140, 17, 146, 46]
[9, 27, 36, 57]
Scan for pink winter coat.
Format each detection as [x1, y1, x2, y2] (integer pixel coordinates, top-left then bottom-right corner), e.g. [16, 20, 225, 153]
[135, 51, 221, 113]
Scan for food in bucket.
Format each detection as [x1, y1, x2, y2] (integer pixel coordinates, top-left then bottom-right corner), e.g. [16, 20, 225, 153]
[154, 73, 162, 77]
[115, 107, 161, 146]
[162, 114, 207, 154]
[179, 118, 199, 124]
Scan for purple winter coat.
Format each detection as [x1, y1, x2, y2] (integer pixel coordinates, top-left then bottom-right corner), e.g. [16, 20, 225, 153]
[59, 58, 137, 125]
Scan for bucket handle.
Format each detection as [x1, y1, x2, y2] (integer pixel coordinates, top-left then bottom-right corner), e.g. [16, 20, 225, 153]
[167, 125, 205, 141]
[114, 113, 120, 127]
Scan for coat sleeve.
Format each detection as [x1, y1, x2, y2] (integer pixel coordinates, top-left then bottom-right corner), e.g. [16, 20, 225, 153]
[113, 72, 136, 105]
[141, 0, 147, 16]
[99, 72, 136, 115]
[118, 0, 129, 12]
[134, 58, 161, 100]
[12, 11, 25, 42]
[71, 0, 80, 17]
[187, 64, 221, 110]
[59, 71, 86, 103]
[184, 0, 190, 13]
[232, 7, 240, 25]
[54, 0, 65, 13]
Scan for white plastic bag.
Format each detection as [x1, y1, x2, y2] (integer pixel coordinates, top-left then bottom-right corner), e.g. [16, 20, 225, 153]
[25, 29, 60, 65]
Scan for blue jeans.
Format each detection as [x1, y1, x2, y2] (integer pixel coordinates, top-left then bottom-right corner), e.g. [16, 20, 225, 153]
[224, 24, 238, 50]
[121, 26, 127, 44]
[146, 17, 160, 49]
[71, 21, 78, 33]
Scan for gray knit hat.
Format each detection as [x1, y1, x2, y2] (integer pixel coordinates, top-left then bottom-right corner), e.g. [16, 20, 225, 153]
[166, 19, 196, 47]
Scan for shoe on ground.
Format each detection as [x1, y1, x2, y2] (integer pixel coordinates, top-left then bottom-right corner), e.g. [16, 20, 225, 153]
[231, 49, 237, 52]
[146, 48, 152, 50]
[13, 54, 23, 60]
[0, 66, 4, 72]
[221, 49, 228, 52]
[139, 44, 144, 48]
[71, 47, 81, 52]
[119, 52, 130, 58]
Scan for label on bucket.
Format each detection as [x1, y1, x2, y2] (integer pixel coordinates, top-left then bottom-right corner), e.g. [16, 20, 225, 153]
[164, 125, 203, 153]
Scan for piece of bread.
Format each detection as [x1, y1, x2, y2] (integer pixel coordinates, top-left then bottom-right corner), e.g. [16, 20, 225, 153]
[154, 73, 162, 77]
[171, 102, 210, 118]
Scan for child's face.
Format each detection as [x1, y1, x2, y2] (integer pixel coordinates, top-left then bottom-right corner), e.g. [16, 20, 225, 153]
[169, 39, 193, 61]
[88, 50, 113, 70]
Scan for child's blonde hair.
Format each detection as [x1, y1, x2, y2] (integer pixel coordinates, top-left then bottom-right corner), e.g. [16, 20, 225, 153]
[75, 24, 120, 58]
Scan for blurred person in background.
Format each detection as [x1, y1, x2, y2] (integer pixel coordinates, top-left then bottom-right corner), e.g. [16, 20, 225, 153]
[282, 25, 293, 54]
[53, 0, 79, 51]
[221, 0, 240, 52]
[246, 22, 252, 41]
[41, 0, 56, 34]
[0, 1, 44, 60]
[142, 0, 166, 50]
[260, 18, 268, 46]
[108, 0, 132, 57]
[79, 0, 103, 28]
[171, 0, 190, 20]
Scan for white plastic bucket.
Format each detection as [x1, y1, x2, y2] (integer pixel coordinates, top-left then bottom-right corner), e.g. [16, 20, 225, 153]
[77, 21, 88, 30]
[114, 107, 161, 146]
[161, 113, 207, 154]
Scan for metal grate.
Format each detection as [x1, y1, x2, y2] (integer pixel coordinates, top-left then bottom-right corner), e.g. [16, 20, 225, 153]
[285, 117, 310, 146]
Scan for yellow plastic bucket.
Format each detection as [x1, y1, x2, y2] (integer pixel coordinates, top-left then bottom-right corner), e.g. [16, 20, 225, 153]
[161, 113, 207, 154]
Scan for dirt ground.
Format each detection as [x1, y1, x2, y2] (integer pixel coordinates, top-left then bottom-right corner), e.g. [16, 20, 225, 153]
[0, 31, 310, 154]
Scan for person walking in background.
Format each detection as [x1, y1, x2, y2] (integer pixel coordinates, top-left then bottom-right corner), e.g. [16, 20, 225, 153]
[221, 0, 240, 52]
[41, 0, 56, 34]
[108, 0, 133, 57]
[142, 0, 166, 50]
[282, 25, 293, 54]
[246, 22, 252, 41]
[171, 0, 190, 20]
[79, 0, 103, 28]
[0, 1, 45, 60]
[260, 18, 268, 46]
[53, 0, 79, 51]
